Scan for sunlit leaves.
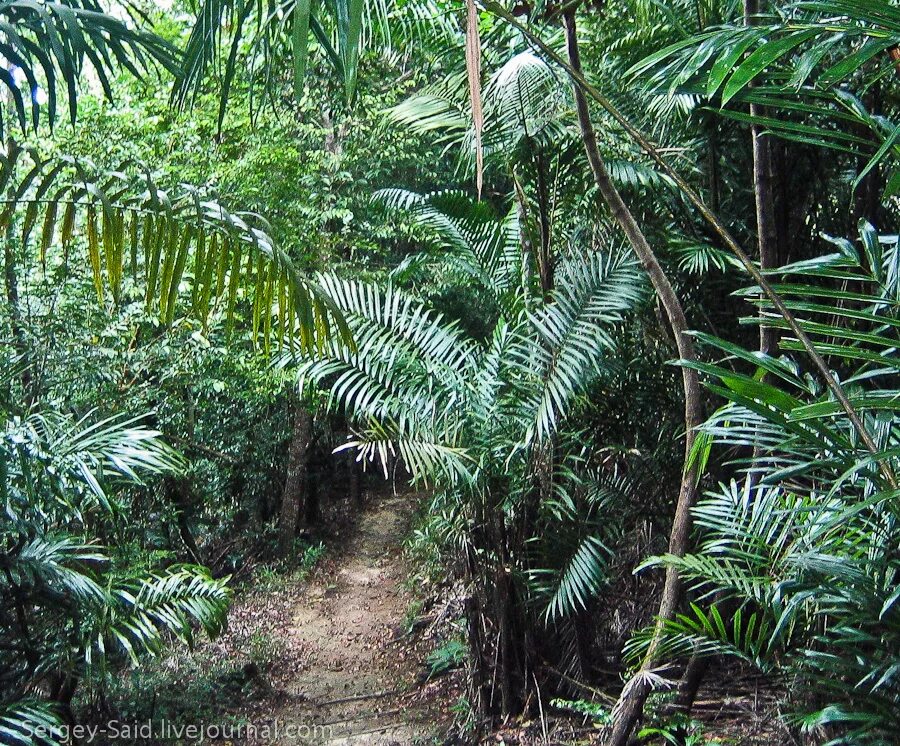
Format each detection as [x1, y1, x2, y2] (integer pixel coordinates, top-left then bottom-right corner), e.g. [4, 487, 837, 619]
[0, 147, 345, 352]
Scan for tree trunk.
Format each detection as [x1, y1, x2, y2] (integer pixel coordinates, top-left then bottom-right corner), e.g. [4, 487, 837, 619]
[535, 151, 554, 295]
[562, 13, 703, 746]
[745, 0, 779, 359]
[166, 478, 203, 563]
[277, 404, 313, 558]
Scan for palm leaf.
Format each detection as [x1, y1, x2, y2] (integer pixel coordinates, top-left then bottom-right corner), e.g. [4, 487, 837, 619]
[0, 148, 347, 351]
[0, 0, 179, 137]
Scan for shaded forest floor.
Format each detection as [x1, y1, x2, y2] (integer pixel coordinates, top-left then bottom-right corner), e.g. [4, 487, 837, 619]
[232, 492, 457, 743]
[92, 491, 790, 745]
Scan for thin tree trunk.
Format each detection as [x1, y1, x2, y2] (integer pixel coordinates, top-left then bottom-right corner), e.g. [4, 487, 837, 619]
[745, 0, 779, 359]
[513, 175, 538, 285]
[706, 115, 721, 215]
[671, 1, 782, 711]
[166, 478, 202, 563]
[535, 151, 554, 295]
[562, 13, 703, 746]
[303, 463, 320, 525]
[277, 404, 313, 558]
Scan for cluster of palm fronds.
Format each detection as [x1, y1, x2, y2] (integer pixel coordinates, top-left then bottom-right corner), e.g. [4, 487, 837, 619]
[0, 372, 230, 742]
[631, 0, 900, 191]
[628, 223, 900, 743]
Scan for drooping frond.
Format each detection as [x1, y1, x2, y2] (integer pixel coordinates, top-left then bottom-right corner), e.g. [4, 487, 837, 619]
[337, 418, 472, 486]
[603, 159, 677, 192]
[98, 566, 230, 665]
[625, 602, 777, 670]
[0, 0, 178, 138]
[0, 147, 346, 351]
[173, 0, 391, 124]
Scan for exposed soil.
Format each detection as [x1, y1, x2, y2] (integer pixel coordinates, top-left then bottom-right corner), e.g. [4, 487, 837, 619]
[237, 492, 454, 744]
[94, 490, 788, 746]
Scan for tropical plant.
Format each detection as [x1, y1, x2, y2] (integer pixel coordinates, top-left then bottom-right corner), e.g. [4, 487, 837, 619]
[172, 0, 453, 127]
[0, 145, 346, 352]
[628, 222, 900, 744]
[631, 0, 900, 193]
[0, 390, 230, 741]
[0, 0, 178, 138]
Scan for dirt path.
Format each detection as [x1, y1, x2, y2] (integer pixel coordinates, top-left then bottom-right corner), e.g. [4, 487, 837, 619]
[257, 493, 446, 744]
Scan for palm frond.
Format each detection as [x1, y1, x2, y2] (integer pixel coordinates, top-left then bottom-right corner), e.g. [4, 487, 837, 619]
[0, 0, 178, 137]
[533, 534, 611, 622]
[630, 0, 900, 171]
[173, 0, 390, 124]
[0, 147, 347, 351]
[0, 700, 63, 745]
[521, 246, 643, 440]
[377, 188, 524, 314]
[101, 566, 230, 665]
[2, 411, 182, 514]
[337, 418, 472, 486]
[1, 537, 106, 605]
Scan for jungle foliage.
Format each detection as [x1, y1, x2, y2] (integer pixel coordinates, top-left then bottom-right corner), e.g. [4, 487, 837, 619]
[0, 0, 898, 744]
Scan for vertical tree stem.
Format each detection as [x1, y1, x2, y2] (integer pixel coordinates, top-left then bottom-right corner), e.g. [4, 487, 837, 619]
[563, 12, 703, 744]
[746, 0, 779, 359]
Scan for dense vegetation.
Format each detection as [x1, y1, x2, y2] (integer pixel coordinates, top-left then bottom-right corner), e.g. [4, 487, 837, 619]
[0, 0, 897, 743]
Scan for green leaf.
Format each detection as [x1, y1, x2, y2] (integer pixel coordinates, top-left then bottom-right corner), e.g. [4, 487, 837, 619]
[722, 29, 820, 105]
[292, 0, 313, 101]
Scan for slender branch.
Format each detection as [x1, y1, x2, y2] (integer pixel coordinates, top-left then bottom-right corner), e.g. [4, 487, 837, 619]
[479, 0, 897, 489]
[562, 12, 702, 744]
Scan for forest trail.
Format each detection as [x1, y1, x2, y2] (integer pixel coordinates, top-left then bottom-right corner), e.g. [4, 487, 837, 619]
[258, 493, 445, 744]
